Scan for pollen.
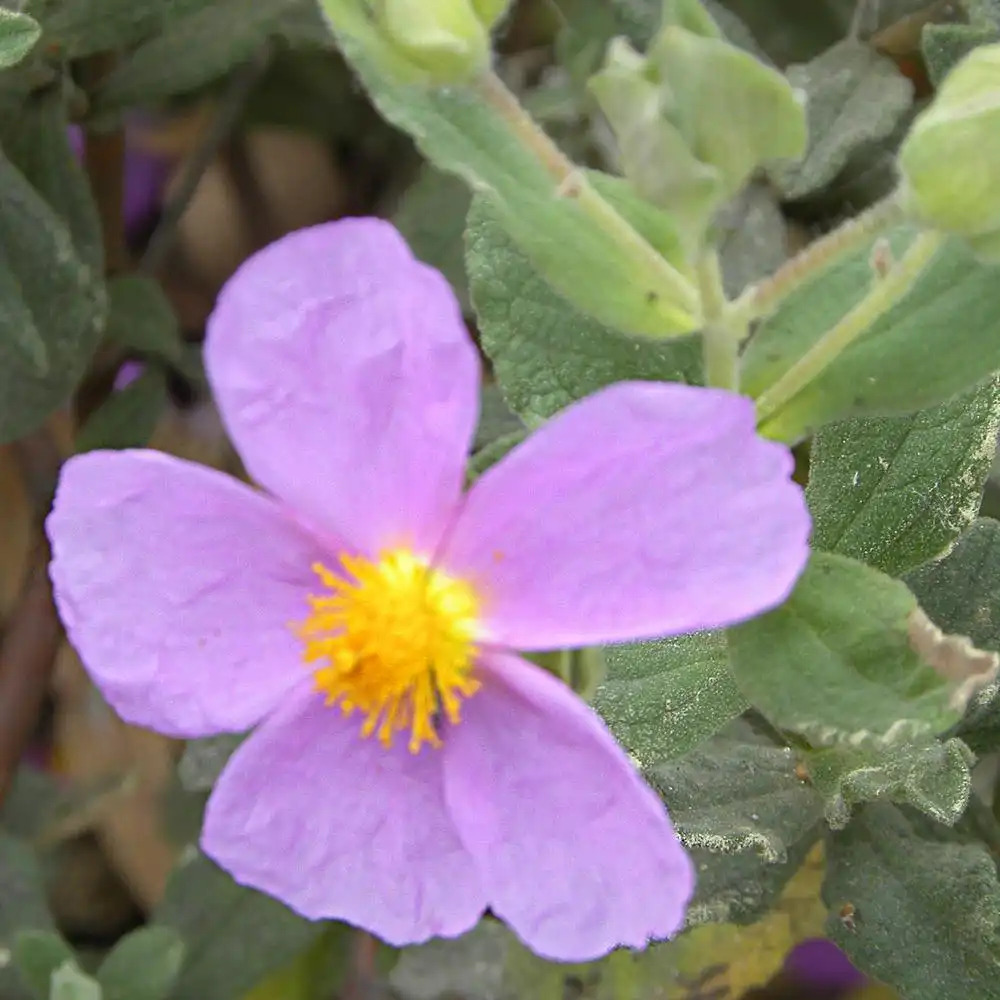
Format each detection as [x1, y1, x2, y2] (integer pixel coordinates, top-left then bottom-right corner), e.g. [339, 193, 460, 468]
[295, 549, 481, 753]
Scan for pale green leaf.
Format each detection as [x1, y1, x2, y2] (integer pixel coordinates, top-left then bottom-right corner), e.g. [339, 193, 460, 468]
[0, 10, 40, 70]
[728, 552, 969, 746]
[12, 932, 76, 1000]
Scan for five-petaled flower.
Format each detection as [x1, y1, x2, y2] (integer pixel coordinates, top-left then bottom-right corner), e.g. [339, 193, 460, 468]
[46, 219, 810, 961]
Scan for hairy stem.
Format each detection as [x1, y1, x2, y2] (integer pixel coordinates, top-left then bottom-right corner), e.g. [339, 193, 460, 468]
[476, 71, 701, 319]
[729, 192, 908, 330]
[755, 230, 945, 428]
[697, 251, 741, 391]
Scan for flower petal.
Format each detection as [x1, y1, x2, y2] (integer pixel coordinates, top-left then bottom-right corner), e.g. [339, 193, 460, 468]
[202, 684, 487, 942]
[443, 381, 810, 648]
[443, 652, 694, 961]
[205, 218, 480, 555]
[47, 450, 325, 737]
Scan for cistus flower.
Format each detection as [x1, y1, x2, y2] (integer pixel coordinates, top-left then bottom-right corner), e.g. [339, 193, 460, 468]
[783, 938, 867, 992]
[46, 219, 810, 960]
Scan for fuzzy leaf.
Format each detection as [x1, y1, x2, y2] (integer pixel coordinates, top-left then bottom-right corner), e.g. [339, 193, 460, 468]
[646, 725, 824, 927]
[0, 834, 56, 1000]
[806, 737, 974, 830]
[104, 274, 184, 364]
[0, 9, 40, 69]
[75, 368, 169, 453]
[0, 144, 104, 443]
[806, 377, 1000, 577]
[392, 166, 472, 313]
[153, 853, 323, 1000]
[772, 39, 913, 201]
[823, 803, 1000, 998]
[594, 631, 748, 767]
[728, 552, 988, 746]
[907, 519, 1000, 755]
[12, 932, 76, 1000]
[98, 928, 185, 1000]
[466, 196, 700, 425]
[743, 227, 1000, 441]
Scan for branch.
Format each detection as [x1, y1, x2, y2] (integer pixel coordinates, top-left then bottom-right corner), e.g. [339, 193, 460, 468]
[0, 427, 64, 806]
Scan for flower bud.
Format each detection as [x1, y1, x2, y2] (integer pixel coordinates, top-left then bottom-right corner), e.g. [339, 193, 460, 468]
[898, 42, 1000, 258]
[373, 0, 490, 82]
[470, 0, 510, 31]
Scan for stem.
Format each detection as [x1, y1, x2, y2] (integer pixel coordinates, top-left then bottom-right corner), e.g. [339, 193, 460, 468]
[476, 70, 700, 319]
[79, 54, 128, 276]
[697, 251, 741, 391]
[729, 192, 908, 329]
[141, 42, 272, 274]
[755, 230, 945, 427]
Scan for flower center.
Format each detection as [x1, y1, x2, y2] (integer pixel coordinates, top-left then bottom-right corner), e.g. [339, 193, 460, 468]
[296, 550, 481, 752]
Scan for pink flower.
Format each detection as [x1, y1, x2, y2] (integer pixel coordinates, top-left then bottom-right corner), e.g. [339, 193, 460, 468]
[46, 219, 810, 961]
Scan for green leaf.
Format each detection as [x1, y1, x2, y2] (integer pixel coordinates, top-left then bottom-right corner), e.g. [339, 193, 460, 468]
[806, 737, 973, 830]
[923, 21, 999, 88]
[594, 632, 748, 767]
[322, 8, 700, 337]
[104, 275, 184, 364]
[823, 803, 1000, 998]
[466, 428, 526, 482]
[806, 378, 1000, 577]
[0, 137, 105, 444]
[728, 552, 977, 746]
[153, 852, 324, 1000]
[717, 181, 788, 298]
[42, 0, 208, 59]
[473, 383, 523, 451]
[771, 39, 913, 201]
[646, 725, 824, 925]
[0, 88, 103, 275]
[12, 932, 76, 1000]
[177, 734, 246, 792]
[94, 0, 316, 110]
[0, 833, 56, 1000]
[392, 166, 472, 313]
[97, 928, 184, 1000]
[648, 25, 807, 201]
[0, 9, 40, 69]
[75, 368, 168, 453]
[742, 227, 1000, 440]
[50, 966, 102, 1000]
[906, 518, 1000, 755]
[466, 196, 701, 424]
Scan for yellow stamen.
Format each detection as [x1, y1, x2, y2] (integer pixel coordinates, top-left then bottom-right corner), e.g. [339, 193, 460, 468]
[295, 549, 481, 753]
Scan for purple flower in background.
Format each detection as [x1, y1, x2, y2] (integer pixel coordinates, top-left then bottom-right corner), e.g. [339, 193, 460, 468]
[45, 219, 811, 960]
[784, 938, 867, 992]
[68, 123, 168, 242]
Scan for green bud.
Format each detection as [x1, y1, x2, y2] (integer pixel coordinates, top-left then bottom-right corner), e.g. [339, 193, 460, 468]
[898, 42, 1000, 258]
[470, 0, 510, 30]
[648, 26, 807, 199]
[373, 0, 490, 82]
